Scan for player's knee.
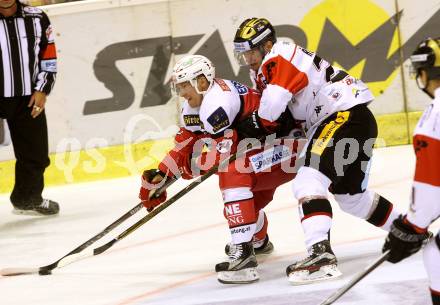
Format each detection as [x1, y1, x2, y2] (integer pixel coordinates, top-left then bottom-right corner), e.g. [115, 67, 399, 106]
[365, 194, 394, 227]
[334, 190, 375, 218]
[292, 166, 331, 200]
[222, 187, 256, 227]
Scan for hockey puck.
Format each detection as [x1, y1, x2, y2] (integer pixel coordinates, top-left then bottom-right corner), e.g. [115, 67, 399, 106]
[38, 269, 52, 276]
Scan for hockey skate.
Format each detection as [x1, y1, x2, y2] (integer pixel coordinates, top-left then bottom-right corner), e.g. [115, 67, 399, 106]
[286, 240, 342, 285]
[216, 241, 259, 284]
[225, 235, 274, 257]
[13, 199, 59, 216]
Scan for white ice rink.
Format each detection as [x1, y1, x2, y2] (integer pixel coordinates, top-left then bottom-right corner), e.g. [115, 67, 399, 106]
[1, 145, 439, 305]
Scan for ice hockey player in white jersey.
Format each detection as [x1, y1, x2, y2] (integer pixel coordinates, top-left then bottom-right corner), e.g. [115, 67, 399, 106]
[139, 55, 303, 284]
[232, 17, 402, 284]
[382, 37, 440, 305]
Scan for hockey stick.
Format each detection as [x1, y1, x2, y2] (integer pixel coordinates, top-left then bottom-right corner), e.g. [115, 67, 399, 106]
[0, 178, 176, 277]
[318, 232, 434, 305]
[1, 138, 262, 276]
[44, 140, 256, 273]
[318, 250, 390, 305]
[42, 138, 261, 275]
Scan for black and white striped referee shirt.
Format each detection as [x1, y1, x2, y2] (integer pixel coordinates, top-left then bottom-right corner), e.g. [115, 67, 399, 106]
[0, 1, 57, 98]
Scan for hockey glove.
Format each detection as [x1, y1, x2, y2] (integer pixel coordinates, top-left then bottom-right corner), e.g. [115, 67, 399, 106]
[237, 110, 298, 139]
[236, 111, 268, 139]
[383, 215, 432, 263]
[139, 169, 167, 212]
[275, 109, 297, 138]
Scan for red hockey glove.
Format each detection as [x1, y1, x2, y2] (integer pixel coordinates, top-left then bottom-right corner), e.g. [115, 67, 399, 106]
[158, 127, 208, 180]
[139, 169, 167, 212]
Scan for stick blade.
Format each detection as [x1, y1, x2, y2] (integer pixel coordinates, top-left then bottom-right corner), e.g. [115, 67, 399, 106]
[0, 267, 39, 276]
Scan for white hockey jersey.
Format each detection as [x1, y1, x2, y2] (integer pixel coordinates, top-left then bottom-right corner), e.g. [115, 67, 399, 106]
[180, 78, 261, 135]
[406, 88, 440, 230]
[254, 41, 374, 131]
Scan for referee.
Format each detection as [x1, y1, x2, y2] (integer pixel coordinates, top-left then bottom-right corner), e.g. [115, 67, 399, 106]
[0, 0, 59, 215]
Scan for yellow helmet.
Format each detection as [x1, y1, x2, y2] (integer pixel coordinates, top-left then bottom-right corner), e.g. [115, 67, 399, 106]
[410, 37, 440, 80]
[233, 18, 276, 66]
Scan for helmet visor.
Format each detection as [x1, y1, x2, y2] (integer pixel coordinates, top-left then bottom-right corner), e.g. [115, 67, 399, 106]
[409, 53, 429, 78]
[409, 65, 418, 79]
[233, 48, 263, 67]
[171, 79, 194, 96]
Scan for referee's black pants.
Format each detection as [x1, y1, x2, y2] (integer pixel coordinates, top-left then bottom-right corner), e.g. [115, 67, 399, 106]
[0, 95, 50, 207]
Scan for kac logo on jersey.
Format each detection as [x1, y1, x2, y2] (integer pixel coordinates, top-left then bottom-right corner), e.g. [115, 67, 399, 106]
[230, 80, 248, 95]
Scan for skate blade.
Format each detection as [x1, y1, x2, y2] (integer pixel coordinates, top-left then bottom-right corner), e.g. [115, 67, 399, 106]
[217, 267, 259, 284]
[287, 264, 342, 285]
[12, 208, 57, 217]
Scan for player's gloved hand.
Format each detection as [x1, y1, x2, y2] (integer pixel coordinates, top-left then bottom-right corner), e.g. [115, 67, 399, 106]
[236, 111, 268, 139]
[383, 215, 432, 263]
[139, 169, 167, 212]
[237, 110, 297, 139]
[275, 109, 297, 138]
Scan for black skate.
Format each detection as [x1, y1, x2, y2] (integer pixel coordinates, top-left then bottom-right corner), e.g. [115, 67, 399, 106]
[286, 240, 342, 285]
[216, 241, 259, 284]
[225, 235, 274, 256]
[13, 199, 60, 216]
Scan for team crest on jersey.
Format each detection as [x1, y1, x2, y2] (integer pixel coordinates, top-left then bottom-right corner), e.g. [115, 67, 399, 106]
[230, 80, 248, 95]
[183, 115, 200, 127]
[328, 88, 342, 101]
[207, 107, 229, 133]
[414, 139, 428, 153]
[264, 61, 277, 82]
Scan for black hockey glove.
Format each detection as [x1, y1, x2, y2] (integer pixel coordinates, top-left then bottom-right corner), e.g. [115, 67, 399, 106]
[275, 109, 297, 138]
[236, 110, 297, 139]
[383, 215, 432, 263]
[236, 111, 268, 139]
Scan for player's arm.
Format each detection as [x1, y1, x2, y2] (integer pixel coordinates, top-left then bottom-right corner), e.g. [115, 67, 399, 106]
[196, 95, 242, 171]
[238, 50, 308, 138]
[383, 133, 439, 263]
[258, 52, 308, 122]
[139, 127, 202, 211]
[407, 134, 440, 228]
[35, 12, 57, 95]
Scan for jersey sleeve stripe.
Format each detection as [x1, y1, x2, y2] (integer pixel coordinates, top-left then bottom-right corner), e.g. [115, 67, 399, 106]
[289, 44, 297, 62]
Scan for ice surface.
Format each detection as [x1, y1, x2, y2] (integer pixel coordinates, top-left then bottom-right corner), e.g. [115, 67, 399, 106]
[0, 145, 438, 305]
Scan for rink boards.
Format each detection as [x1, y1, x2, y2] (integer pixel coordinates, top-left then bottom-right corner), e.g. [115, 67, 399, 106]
[0, 0, 439, 192]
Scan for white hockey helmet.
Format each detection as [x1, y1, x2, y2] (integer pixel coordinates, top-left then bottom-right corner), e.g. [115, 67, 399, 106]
[171, 55, 215, 95]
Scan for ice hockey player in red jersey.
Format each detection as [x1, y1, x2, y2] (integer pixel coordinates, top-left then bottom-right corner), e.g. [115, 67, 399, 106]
[382, 37, 440, 305]
[139, 54, 303, 284]
[232, 17, 402, 284]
